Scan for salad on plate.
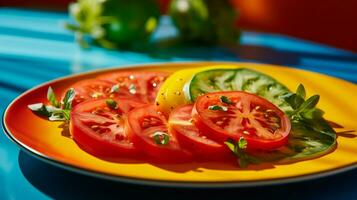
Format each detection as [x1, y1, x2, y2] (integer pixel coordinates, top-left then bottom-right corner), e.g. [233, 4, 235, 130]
[28, 65, 337, 167]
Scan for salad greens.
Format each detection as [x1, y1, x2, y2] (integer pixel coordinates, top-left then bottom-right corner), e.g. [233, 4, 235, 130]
[225, 137, 260, 168]
[224, 84, 337, 167]
[28, 87, 75, 121]
[189, 68, 337, 167]
[249, 122, 336, 164]
[27, 68, 339, 168]
[106, 98, 118, 109]
[283, 84, 335, 138]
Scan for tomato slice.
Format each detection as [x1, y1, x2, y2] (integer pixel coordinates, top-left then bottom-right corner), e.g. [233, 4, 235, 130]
[127, 104, 192, 162]
[67, 79, 115, 106]
[169, 105, 231, 160]
[97, 71, 168, 103]
[194, 91, 291, 150]
[70, 98, 145, 158]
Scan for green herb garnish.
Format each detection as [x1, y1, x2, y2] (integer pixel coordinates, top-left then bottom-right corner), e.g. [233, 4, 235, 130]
[106, 99, 118, 109]
[28, 103, 51, 117]
[220, 95, 232, 104]
[152, 131, 170, 145]
[62, 88, 75, 110]
[283, 84, 335, 135]
[224, 137, 260, 168]
[28, 87, 75, 121]
[47, 87, 60, 108]
[208, 105, 228, 111]
[110, 84, 120, 93]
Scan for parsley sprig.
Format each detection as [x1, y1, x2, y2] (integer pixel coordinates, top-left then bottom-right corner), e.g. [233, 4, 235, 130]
[282, 84, 335, 135]
[28, 87, 75, 121]
[283, 84, 322, 119]
[225, 137, 260, 168]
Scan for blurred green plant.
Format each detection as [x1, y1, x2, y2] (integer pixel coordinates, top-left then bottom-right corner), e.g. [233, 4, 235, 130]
[169, 0, 240, 45]
[65, 0, 160, 50]
[65, 0, 240, 50]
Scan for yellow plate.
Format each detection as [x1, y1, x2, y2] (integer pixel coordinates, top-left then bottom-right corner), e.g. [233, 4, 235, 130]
[3, 62, 357, 187]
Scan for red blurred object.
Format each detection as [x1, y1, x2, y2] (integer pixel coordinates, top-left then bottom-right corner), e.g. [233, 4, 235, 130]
[0, 0, 72, 10]
[157, 0, 170, 14]
[232, 0, 357, 52]
[2, 0, 356, 52]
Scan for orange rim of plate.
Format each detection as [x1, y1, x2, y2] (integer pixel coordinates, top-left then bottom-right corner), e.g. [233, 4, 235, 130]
[3, 62, 357, 188]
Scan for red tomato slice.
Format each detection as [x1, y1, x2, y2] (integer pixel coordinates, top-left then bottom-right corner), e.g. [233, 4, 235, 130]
[97, 71, 168, 103]
[66, 79, 115, 106]
[70, 98, 145, 158]
[127, 104, 192, 163]
[169, 105, 231, 160]
[194, 91, 291, 150]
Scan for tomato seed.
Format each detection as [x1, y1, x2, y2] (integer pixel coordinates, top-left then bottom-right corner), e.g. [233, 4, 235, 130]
[115, 134, 125, 141]
[216, 121, 224, 125]
[142, 121, 149, 128]
[243, 130, 250, 135]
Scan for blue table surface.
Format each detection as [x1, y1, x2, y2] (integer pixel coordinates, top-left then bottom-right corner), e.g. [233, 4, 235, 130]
[1, 8, 357, 200]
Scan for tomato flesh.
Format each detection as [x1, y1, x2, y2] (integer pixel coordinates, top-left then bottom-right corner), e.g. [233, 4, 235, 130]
[66, 71, 167, 107]
[70, 98, 145, 158]
[97, 71, 168, 103]
[67, 79, 115, 106]
[127, 104, 192, 162]
[169, 105, 231, 160]
[194, 91, 291, 150]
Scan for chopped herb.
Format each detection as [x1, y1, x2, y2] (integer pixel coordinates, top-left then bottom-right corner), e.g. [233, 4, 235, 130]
[224, 139, 236, 152]
[61, 110, 71, 121]
[238, 137, 248, 149]
[106, 99, 118, 109]
[296, 84, 306, 99]
[28, 103, 51, 117]
[110, 84, 120, 93]
[28, 87, 75, 122]
[208, 105, 228, 111]
[220, 95, 232, 104]
[152, 131, 170, 145]
[224, 137, 260, 168]
[48, 109, 70, 121]
[62, 88, 75, 110]
[47, 87, 60, 108]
